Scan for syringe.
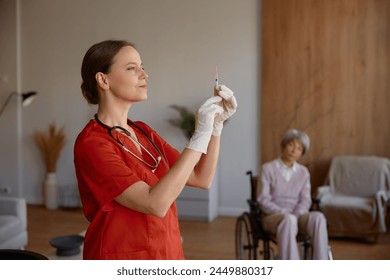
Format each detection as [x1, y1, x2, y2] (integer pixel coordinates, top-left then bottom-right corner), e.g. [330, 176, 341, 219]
[215, 65, 219, 87]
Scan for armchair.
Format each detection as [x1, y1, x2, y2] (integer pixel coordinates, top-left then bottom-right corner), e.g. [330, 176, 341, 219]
[317, 156, 390, 242]
[0, 196, 28, 249]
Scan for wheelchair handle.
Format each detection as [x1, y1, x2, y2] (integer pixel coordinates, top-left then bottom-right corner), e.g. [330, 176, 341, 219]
[246, 170, 257, 201]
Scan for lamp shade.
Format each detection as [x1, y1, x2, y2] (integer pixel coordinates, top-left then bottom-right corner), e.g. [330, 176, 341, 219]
[21, 91, 37, 107]
[0, 91, 38, 117]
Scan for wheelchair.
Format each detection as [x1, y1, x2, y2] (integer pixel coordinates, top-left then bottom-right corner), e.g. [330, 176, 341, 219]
[235, 170, 315, 260]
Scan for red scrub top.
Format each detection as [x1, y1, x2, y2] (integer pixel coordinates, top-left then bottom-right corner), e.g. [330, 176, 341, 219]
[74, 119, 184, 260]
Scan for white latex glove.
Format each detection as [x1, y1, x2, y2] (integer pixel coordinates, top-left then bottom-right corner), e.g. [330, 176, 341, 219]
[213, 85, 238, 136]
[186, 96, 223, 154]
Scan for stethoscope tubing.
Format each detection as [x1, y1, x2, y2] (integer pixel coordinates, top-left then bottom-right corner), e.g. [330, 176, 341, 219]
[94, 114, 166, 170]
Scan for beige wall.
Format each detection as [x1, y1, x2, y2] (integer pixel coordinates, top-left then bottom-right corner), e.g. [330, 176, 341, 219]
[0, 0, 18, 195]
[1, 0, 260, 216]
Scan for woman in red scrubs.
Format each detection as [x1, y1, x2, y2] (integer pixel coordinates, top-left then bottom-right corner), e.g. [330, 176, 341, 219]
[74, 40, 237, 259]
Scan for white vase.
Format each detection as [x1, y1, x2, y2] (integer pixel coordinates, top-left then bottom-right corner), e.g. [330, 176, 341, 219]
[44, 172, 58, 210]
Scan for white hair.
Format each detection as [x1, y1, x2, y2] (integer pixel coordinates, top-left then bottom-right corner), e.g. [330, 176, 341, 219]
[280, 129, 310, 155]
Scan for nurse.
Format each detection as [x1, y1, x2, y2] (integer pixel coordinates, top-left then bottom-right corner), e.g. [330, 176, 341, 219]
[74, 40, 237, 259]
[258, 129, 329, 259]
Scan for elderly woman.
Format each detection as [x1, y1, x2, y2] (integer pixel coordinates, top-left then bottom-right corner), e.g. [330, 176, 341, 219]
[258, 129, 329, 260]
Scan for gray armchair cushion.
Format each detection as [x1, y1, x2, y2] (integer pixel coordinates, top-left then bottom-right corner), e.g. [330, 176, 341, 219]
[318, 156, 390, 240]
[329, 156, 390, 197]
[0, 216, 24, 244]
[0, 197, 28, 249]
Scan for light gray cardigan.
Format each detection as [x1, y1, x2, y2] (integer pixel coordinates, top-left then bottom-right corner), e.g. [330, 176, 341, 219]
[258, 159, 312, 216]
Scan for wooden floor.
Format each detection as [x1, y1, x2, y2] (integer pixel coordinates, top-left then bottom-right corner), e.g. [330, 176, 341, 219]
[26, 204, 390, 260]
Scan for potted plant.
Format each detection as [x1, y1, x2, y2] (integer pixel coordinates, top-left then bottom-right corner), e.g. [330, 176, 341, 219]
[34, 122, 66, 209]
[168, 105, 195, 140]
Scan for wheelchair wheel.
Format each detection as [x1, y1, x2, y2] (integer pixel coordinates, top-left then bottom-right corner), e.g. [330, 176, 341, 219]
[235, 212, 256, 260]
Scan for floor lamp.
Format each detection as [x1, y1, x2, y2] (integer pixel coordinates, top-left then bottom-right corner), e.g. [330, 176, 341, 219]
[0, 91, 37, 196]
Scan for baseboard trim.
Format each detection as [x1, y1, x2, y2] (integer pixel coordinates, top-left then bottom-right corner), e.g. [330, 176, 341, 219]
[218, 207, 247, 217]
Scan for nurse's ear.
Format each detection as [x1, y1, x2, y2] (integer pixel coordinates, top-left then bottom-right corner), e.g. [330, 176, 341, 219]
[95, 72, 109, 90]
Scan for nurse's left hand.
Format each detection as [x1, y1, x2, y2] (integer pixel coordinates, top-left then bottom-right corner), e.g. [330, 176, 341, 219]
[213, 85, 237, 136]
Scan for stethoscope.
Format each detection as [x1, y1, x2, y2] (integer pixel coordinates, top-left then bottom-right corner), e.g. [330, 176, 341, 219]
[94, 114, 165, 173]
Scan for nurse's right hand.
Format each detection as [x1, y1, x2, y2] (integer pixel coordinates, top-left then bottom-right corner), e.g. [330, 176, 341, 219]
[213, 85, 237, 136]
[186, 96, 223, 154]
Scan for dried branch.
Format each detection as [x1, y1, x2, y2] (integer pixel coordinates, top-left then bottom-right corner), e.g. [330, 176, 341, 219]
[34, 122, 66, 173]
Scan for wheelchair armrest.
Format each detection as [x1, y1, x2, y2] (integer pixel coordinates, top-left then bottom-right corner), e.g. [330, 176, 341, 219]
[247, 199, 262, 215]
[310, 197, 321, 211]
